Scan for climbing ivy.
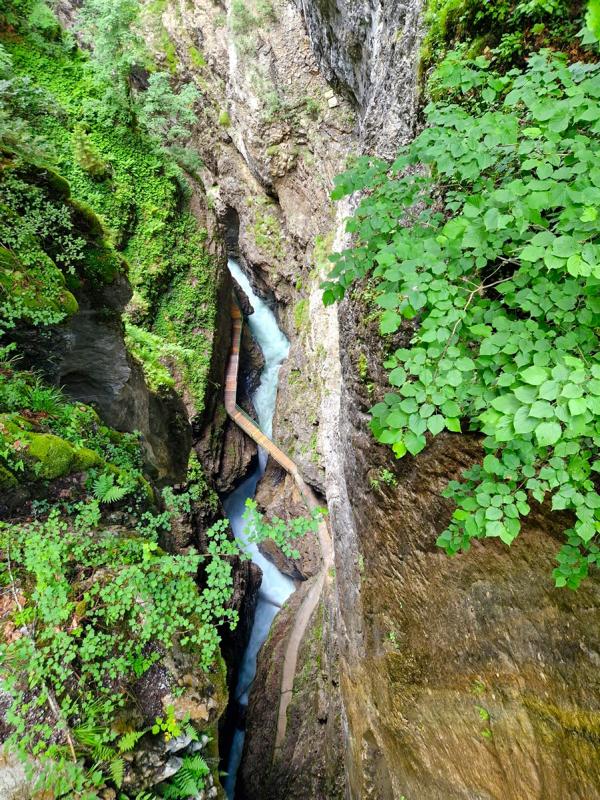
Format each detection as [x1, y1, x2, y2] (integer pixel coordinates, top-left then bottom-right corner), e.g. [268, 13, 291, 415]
[323, 48, 600, 588]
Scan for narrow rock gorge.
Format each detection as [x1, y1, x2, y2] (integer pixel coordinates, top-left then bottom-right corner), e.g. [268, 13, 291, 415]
[1, 0, 599, 799]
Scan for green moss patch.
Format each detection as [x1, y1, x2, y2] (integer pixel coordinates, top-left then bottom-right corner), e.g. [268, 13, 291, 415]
[153, 242, 216, 412]
[420, 0, 586, 73]
[25, 432, 77, 478]
[3, 36, 216, 324]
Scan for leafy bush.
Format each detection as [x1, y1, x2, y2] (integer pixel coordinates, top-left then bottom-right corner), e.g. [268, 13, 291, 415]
[0, 506, 238, 791]
[420, 0, 584, 70]
[324, 49, 600, 588]
[77, 0, 147, 119]
[137, 72, 200, 149]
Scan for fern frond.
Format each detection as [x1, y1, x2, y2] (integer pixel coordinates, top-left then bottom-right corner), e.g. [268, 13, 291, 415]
[93, 472, 128, 504]
[183, 721, 198, 741]
[173, 767, 199, 796]
[159, 785, 180, 799]
[109, 757, 125, 788]
[93, 743, 116, 762]
[182, 754, 209, 776]
[118, 729, 145, 753]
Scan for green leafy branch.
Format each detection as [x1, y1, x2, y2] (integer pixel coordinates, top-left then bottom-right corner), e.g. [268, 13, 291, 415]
[323, 48, 600, 587]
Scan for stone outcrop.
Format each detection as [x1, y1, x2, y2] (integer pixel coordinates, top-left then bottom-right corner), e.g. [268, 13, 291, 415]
[13, 271, 192, 485]
[293, 0, 424, 154]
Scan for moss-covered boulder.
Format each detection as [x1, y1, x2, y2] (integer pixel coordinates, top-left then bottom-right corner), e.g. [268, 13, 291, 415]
[72, 446, 102, 471]
[0, 244, 79, 324]
[0, 414, 101, 482]
[26, 432, 76, 479]
[23, 432, 101, 479]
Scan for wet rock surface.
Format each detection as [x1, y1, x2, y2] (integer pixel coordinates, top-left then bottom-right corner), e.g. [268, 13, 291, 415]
[293, 0, 425, 154]
[237, 583, 344, 800]
[156, 0, 354, 494]
[326, 288, 600, 799]
[13, 273, 192, 485]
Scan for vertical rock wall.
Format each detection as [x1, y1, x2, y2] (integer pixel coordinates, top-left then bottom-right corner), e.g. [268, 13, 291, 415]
[150, 0, 355, 794]
[292, 0, 424, 154]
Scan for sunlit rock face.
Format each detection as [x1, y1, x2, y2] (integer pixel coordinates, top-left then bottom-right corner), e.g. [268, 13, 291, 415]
[320, 245, 600, 799]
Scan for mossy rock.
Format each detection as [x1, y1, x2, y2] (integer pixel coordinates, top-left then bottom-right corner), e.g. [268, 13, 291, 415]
[70, 198, 106, 238]
[0, 245, 79, 320]
[25, 432, 77, 479]
[39, 165, 71, 199]
[0, 413, 33, 434]
[61, 289, 79, 315]
[72, 446, 102, 471]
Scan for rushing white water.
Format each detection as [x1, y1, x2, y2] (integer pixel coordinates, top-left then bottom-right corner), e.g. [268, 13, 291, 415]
[223, 258, 295, 798]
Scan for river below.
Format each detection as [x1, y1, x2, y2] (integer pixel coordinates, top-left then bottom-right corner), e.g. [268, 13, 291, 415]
[222, 258, 295, 798]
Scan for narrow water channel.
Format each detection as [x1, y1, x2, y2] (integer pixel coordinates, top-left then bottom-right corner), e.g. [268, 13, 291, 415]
[223, 258, 295, 798]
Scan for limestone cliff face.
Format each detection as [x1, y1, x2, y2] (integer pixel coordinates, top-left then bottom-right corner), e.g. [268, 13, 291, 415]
[328, 293, 600, 799]
[293, 0, 424, 154]
[155, 0, 355, 493]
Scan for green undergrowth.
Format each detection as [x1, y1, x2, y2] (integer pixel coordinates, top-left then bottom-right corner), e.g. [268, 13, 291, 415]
[0, 358, 150, 495]
[0, 154, 123, 332]
[0, 491, 239, 798]
[1, 11, 217, 411]
[153, 243, 216, 408]
[324, 15, 600, 587]
[1, 35, 202, 314]
[0, 437, 317, 798]
[421, 0, 588, 74]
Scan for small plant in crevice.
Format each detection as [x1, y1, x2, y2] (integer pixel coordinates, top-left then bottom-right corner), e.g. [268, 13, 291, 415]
[369, 467, 398, 491]
[158, 753, 210, 798]
[92, 470, 131, 503]
[242, 498, 323, 559]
